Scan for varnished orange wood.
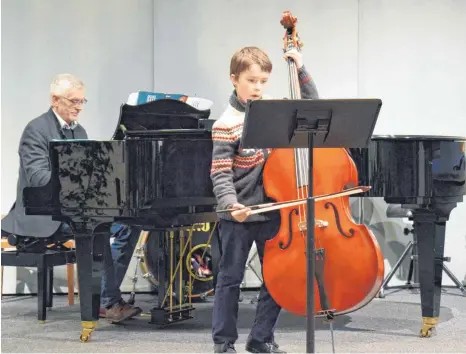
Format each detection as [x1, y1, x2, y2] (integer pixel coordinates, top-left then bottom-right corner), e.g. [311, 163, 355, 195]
[262, 148, 385, 317]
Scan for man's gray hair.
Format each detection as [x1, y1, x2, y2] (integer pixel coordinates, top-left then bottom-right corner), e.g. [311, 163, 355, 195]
[50, 73, 84, 96]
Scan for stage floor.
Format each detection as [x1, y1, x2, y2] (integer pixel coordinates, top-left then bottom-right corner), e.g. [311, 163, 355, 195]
[1, 289, 465, 353]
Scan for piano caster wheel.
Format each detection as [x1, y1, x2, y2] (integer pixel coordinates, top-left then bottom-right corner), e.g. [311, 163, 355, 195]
[80, 330, 91, 343]
[79, 321, 97, 343]
[419, 317, 438, 338]
[420, 327, 433, 338]
[38, 320, 45, 324]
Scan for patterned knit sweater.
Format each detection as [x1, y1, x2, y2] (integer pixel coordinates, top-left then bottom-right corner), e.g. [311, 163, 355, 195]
[210, 65, 319, 222]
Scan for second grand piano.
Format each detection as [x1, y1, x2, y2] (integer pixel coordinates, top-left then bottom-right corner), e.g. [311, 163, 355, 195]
[351, 134, 466, 337]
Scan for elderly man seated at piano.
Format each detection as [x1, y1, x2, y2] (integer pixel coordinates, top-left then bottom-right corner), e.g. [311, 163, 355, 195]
[1, 73, 142, 323]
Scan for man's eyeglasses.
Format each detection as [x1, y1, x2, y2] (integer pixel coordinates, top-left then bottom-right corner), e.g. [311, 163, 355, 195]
[60, 96, 88, 106]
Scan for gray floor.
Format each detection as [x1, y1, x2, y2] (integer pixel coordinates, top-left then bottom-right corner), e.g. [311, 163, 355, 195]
[1, 288, 465, 353]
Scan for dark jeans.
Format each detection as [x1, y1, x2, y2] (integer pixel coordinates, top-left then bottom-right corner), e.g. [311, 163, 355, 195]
[60, 222, 140, 308]
[101, 223, 140, 308]
[212, 218, 282, 345]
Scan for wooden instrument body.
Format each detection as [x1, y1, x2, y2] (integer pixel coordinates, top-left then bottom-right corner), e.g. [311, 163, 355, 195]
[262, 147, 385, 316]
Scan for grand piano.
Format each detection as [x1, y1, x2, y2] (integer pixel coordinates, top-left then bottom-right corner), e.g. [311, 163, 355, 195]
[350, 135, 466, 337]
[23, 97, 466, 341]
[23, 98, 220, 341]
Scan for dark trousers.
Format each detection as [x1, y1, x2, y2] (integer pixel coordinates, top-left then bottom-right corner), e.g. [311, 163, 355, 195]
[212, 218, 281, 344]
[100, 224, 140, 308]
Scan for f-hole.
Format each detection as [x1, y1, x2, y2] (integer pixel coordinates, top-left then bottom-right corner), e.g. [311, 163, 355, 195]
[325, 202, 355, 238]
[280, 208, 298, 250]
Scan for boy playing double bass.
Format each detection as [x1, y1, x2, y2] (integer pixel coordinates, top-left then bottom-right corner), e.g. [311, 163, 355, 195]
[210, 46, 319, 353]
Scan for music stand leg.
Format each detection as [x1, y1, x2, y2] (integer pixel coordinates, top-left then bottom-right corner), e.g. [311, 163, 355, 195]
[442, 264, 466, 296]
[245, 248, 262, 305]
[246, 247, 264, 283]
[406, 258, 415, 285]
[306, 134, 316, 353]
[378, 241, 413, 298]
[127, 251, 142, 305]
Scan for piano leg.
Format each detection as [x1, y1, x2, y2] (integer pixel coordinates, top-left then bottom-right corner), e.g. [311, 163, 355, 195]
[413, 206, 452, 338]
[74, 228, 108, 342]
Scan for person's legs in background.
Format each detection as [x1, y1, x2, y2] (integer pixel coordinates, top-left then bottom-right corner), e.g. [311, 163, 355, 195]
[109, 223, 141, 291]
[100, 223, 142, 323]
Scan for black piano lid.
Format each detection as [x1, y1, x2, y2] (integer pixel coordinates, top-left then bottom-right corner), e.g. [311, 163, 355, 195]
[371, 134, 466, 141]
[111, 98, 213, 140]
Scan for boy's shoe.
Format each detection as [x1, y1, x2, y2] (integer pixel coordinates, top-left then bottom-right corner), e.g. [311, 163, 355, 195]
[214, 342, 236, 353]
[245, 338, 286, 353]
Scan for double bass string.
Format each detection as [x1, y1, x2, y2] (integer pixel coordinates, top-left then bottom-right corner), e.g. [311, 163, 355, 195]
[288, 57, 310, 233]
[288, 54, 319, 243]
[288, 57, 306, 228]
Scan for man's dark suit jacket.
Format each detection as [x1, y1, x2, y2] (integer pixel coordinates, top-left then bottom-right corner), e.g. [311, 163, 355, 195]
[1, 108, 88, 238]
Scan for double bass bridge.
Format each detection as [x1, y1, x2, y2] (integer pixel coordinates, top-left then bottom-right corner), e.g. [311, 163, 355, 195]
[298, 219, 329, 231]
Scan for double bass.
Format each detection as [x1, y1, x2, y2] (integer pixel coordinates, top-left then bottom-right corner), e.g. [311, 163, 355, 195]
[261, 11, 385, 318]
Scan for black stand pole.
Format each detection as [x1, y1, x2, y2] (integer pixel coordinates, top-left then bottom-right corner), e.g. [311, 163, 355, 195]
[306, 134, 316, 353]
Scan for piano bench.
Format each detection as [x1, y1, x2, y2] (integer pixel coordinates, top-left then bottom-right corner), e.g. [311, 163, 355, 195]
[1, 237, 76, 322]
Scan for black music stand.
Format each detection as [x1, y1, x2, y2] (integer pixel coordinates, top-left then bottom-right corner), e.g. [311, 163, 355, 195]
[241, 98, 382, 354]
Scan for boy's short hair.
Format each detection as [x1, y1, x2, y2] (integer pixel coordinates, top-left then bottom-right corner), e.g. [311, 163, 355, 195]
[230, 46, 273, 77]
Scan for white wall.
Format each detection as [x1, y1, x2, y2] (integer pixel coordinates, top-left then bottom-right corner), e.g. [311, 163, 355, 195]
[358, 0, 466, 137]
[1, 0, 465, 295]
[152, 0, 360, 120]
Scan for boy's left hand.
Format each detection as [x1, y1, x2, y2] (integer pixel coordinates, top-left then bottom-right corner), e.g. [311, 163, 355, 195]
[284, 48, 303, 69]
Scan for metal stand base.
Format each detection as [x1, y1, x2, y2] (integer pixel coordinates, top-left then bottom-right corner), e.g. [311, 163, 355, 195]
[378, 236, 465, 298]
